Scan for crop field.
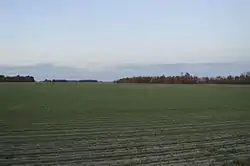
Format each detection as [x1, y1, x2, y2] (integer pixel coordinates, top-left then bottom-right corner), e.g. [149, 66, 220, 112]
[0, 83, 250, 165]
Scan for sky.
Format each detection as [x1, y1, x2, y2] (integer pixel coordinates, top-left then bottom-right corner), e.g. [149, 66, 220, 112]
[0, 0, 250, 70]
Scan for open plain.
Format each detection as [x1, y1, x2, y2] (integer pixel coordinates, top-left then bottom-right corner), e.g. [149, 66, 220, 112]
[0, 83, 250, 165]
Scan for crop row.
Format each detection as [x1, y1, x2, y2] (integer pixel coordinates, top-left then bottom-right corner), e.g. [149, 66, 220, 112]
[1, 120, 248, 135]
[1, 131, 250, 165]
[1, 119, 249, 165]
[1, 132, 249, 156]
[1, 123, 249, 144]
[1, 136, 250, 159]
[0, 111, 242, 130]
[1, 145, 249, 165]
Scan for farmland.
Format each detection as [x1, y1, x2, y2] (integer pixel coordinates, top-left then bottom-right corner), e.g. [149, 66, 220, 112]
[0, 83, 250, 165]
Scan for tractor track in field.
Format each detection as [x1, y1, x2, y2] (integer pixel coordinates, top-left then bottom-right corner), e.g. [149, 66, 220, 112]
[1, 138, 250, 162]
[1, 119, 249, 134]
[1, 148, 249, 165]
[1, 119, 250, 165]
[0, 121, 250, 138]
[9, 152, 246, 166]
[1, 133, 250, 156]
[1, 133, 250, 158]
[0, 123, 249, 143]
[0, 111, 246, 129]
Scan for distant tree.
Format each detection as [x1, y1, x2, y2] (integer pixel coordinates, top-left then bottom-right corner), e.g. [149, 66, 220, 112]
[115, 72, 250, 85]
[0, 75, 35, 82]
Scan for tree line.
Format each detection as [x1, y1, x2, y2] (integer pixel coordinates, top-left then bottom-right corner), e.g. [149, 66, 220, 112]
[1, 72, 250, 84]
[115, 72, 250, 84]
[43, 79, 99, 83]
[0, 75, 35, 82]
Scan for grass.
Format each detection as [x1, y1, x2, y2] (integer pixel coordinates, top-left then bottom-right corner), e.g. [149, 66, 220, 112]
[0, 83, 250, 165]
[1, 83, 250, 124]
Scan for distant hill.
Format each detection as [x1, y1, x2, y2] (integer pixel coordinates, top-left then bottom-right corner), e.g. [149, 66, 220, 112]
[1, 63, 250, 81]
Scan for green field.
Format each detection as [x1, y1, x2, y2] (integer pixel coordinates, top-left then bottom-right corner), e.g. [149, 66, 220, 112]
[1, 83, 250, 165]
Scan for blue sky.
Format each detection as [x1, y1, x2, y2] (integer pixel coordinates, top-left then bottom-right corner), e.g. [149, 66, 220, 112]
[0, 0, 249, 70]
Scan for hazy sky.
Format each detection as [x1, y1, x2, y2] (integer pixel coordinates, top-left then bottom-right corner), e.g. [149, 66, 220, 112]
[1, 0, 249, 70]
